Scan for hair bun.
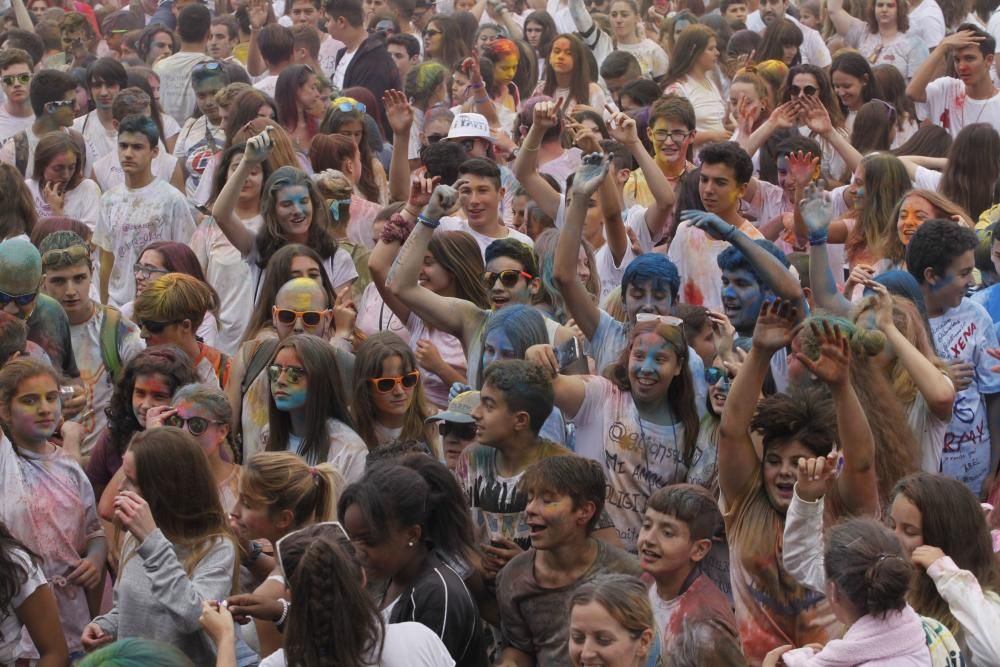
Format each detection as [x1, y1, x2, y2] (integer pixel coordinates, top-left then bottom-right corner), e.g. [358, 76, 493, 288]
[864, 554, 912, 617]
[850, 328, 886, 357]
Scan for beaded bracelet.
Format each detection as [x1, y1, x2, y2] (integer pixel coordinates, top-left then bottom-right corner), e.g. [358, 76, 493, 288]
[275, 598, 290, 629]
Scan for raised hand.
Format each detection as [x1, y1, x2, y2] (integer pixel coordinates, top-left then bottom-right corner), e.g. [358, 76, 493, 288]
[768, 101, 798, 130]
[568, 120, 603, 154]
[751, 298, 800, 353]
[524, 343, 559, 377]
[800, 95, 833, 135]
[383, 89, 414, 136]
[42, 181, 66, 214]
[940, 29, 985, 52]
[786, 150, 818, 189]
[794, 320, 851, 387]
[243, 125, 273, 164]
[795, 452, 841, 502]
[570, 152, 611, 198]
[248, 0, 271, 29]
[911, 545, 946, 570]
[408, 172, 440, 210]
[607, 107, 640, 146]
[680, 209, 737, 242]
[734, 93, 761, 134]
[860, 279, 895, 332]
[843, 263, 875, 296]
[799, 181, 832, 244]
[532, 96, 564, 132]
[708, 309, 736, 354]
[461, 56, 483, 86]
[425, 184, 459, 220]
[113, 490, 157, 542]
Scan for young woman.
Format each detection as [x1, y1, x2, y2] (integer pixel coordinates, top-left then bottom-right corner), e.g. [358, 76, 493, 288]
[664, 25, 729, 144]
[937, 123, 1000, 222]
[830, 51, 882, 132]
[0, 162, 37, 242]
[567, 574, 657, 667]
[147, 384, 241, 512]
[370, 210, 489, 407]
[884, 189, 971, 268]
[319, 98, 387, 204]
[0, 520, 68, 666]
[525, 317, 702, 554]
[524, 11, 557, 79]
[531, 227, 600, 324]
[729, 68, 774, 142]
[757, 18, 803, 67]
[873, 64, 920, 149]
[339, 462, 488, 667]
[191, 144, 268, 356]
[25, 132, 101, 228]
[85, 345, 199, 503]
[777, 64, 851, 183]
[274, 64, 322, 153]
[81, 428, 239, 664]
[608, 0, 669, 80]
[423, 15, 471, 71]
[482, 39, 521, 113]
[263, 333, 367, 481]
[539, 34, 609, 113]
[351, 332, 440, 449]
[124, 241, 221, 348]
[211, 128, 358, 300]
[827, 0, 927, 80]
[769, 519, 928, 666]
[0, 358, 106, 662]
[850, 99, 897, 155]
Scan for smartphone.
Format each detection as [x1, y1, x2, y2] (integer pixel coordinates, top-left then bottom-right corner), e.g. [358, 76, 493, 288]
[556, 337, 588, 375]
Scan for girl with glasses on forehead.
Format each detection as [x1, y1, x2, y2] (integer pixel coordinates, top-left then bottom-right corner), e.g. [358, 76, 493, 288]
[319, 97, 387, 205]
[263, 333, 368, 482]
[351, 331, 440, 452]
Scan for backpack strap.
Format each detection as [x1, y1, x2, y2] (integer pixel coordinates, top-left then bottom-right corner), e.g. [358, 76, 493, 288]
[215, 351, 231, 390]
[13, 130, 27, 177]
[241, 338, 279, 397]
[99, 305, 124, 384]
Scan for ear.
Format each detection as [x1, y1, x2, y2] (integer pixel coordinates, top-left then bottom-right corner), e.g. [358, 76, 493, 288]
[150, 142, 159, 157]
[923, 266, 937, 286]
[181, 318, 195, 334]
[576, 499, 597, 528]
[404, 523, 423, 546]
[511, 408, 532, 433]
[646, 125, 654, 144]
[636, 627, 654, 659]
[0, 402, 10, 423]
[274, 508, 296, 533]
[528, 276, 542, 296]
[111, 119, 120, 131]
[616, 168, 632, 184]
[689, 537, 712, 563]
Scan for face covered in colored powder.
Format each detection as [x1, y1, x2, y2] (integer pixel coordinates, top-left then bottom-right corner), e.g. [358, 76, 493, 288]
[270, 347, 309, 412]
[4, 373, 62, 444]
[275, 185, 313, 240]
[721, 268, 767, 333]
[627, 332, 682, 405]
[0, 239, 42, 320]
[623, 279, 674, 324]
[170, 399, 230, 460]
[131, 372, 173, 428]
[485, 256, 535, 310]
[896, 194, 936, 246]
[481, 327, 518, 369]
[272, 278, 331, 340]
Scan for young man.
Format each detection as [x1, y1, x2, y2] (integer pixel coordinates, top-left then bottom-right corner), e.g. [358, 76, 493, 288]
[283, 0, 345, 78]
[72, 57, 127, 161]
[746, 0, 831, 66]
[153, 3, 212, 125]
[907, 24, 1000, 138]
[251, 24, 294, 97]
[290, 24, 323, 73]
[907, 219, 1000, 498]
[94, 114, 194, 307]
[38, 232, 144, 458]
[59, 11, 98, 70]
[599, 51, 642, 108]
[0, 68, 92, 178]
[0, 48, 34, 144]
[639, 484, 742, 661]
[387, 31, 420, 80]
[495, 455, 641, 667]
[623, 95, 696, 211]
[446, 113, 517, 226]
[92, 87, 180, 192]
[325, 0, 400, 107]
[721, 0, 748, 26]
[173, 61, 228, 199]
[426, 389, 480, 470]
[207, 16, 240, 62]
[439, 158, 534, 255]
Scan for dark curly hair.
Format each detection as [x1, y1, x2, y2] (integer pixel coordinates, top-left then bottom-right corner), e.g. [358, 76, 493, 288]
[750, 385, 837, 457]
[105, 345, 199, 457]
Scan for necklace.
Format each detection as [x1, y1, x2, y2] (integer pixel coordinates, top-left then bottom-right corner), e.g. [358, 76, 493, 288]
[633, 397, 679, 496]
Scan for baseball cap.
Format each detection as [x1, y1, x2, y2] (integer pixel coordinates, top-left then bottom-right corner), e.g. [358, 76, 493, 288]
[101, 9, 143, 35]
[426, 390, 480, 424]
[446, 113, 494, 143]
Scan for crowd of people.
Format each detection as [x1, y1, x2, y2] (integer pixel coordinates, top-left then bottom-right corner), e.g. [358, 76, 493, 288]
[1, 0, 1000, 664]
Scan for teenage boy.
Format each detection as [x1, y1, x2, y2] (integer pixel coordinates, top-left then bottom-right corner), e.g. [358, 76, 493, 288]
[908, 24, 1000, 137]
[173, 61, 228, 199]
[623, 95, 696, 211]
[439, 158, 534, 255]
[907, 219, 1000, 498]
[746, 0, 831, 66]
[154, 3, 212, 125]
[427, 389, 480, 470]
[495, 455, 640, 667]
[721, 0, 748, 26]
[38, 232, 144, 457]
[72, 57, 127, 161]
[387, 33, 420, 80]
[94, 114, 194, 307]
[0, 48, 34, 143]
[446, 114, 518, 226]
[599, 51, 642, 107]
[284, 0, 344, 78]
[324, 0, 399, 102]
[638, 484, 742, 660]
[250, 25, 294, 97]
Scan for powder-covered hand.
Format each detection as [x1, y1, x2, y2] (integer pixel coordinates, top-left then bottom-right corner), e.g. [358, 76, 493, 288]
[800, 182, 832, 245]
[570, 153, 610, 198]
[681, 210, 736, 242]
[425, 184, 458, 221]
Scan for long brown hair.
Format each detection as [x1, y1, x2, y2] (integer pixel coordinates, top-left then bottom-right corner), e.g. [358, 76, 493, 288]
[123, 427, 239, 590]
[664, 24, 716, 89]
[428, 231, 490, 309]
[844, 153, 911, 266]
[604, 320, 700, 467]
[32, 132, 84, 191]
[882, 189, 972, 266]
[940, 123, 1000, 222]
[541, 33, 591, 109]
[256, 166, 339, 269]
[0, 358, 60, 453]
[0, 163, 37, 240]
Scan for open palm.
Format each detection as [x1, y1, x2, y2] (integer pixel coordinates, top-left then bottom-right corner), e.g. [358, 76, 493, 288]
[752, 299, 799, 352]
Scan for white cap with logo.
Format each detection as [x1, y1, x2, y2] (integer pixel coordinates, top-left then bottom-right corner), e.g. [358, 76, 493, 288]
[446, 112, 495, 143]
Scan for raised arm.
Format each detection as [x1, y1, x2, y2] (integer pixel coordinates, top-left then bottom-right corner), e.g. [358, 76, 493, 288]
[244, 0, 272, 78]
[608, 109, 675, 241]
[210, 129, 271, 257]
[385, 184, 486, 344]
[719, 300, 799, 502]
[795, 321, 879, 516]
[800, 96, 862, 176]
[743, 102, 797, 158]
[461, 57, 502, 129]
[383, 90, 413, 204]
[799, 184, 852, 316]
[524, 344, 588, 418]
[907, 30, 983, 103]
[827, 0, 864, 39]
[553, 154, 611, 339]
[8, 0, 33, 32]
[512, 98, 564, 219]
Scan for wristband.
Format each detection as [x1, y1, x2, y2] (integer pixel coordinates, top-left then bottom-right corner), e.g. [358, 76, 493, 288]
[470, 81, 485, 89]
[275, 598, 290, 629]
[241, 541, 263, 567]
[807, 228, 828, 246]
[474, 96, 490, 104]
[417, 214, 441, 229]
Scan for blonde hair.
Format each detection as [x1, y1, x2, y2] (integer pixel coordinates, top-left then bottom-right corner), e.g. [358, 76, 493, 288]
[134, 273, 220, 331]
[240, 452, 342, 527]
[883, 189, 973, 266]
[569, 574, 655, 643]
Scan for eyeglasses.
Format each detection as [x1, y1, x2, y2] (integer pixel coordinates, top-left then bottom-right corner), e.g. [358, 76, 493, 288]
[276, 521, 350, 579]
[331, 97, 365, 114]
[423, 28, 442, 38]
[789, 84, 818, 97]
[165, 413, 225, 436]
[273, 307, 327, 327]
[439, 421, 477, 439]
[704, 367, 732, 390]
[459, 138, 476, 152]
[427, 133, 447, 143]
[42, 245, 89, 269]
[139, 319, 180, 334]
[0, 289, 37, 307]
[268, 364, 308, 384]
[651, 129, 692, 143]
[482, 269, 533, 288]
[133, 263, 169, 279]
[369, 370, 420, 393]
[1, 73, 30, 87]
[45, 99, 74, 113]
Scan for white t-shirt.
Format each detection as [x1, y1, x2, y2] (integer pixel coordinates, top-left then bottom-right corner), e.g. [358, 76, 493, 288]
[25, 178, 102, 230]
[592, 206, 655, 302]
[668, 218, 765, 312]
[93, 144, 178, 193]
[616, 39, 670, 79]
[988, 8, 1000, 52]
[0, 105, 33, 144]
[253, 74, 279, 98]
[0, 125, 96, 179]
[318, 34, 345, 80]
[93, 178, 196, 307]
[437, 217, 534, 257]
[174, 115, 225, 200]
[72, 110, 118, 162]
[746, 12, 832, 66]
[0, 548, 46, 665]
[259, 621, 455, 667]
[69, 305, 145, 455]
[929, 297, 1000, 496]
[914, 165, 944, 191]
[664, 76, 727, 132]
[545, 0, 577, 33]
[333, 50, 356, 90]
[154, 52, 211, 126]
[924, 76, 1000, 138]
[265, 417, 368, 483]
[845, 23, 928, 80]
[908, 0, 946, 49]
[246, 244, 359, 301]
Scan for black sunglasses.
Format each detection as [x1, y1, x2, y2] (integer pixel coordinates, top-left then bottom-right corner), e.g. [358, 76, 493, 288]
[165, 413, 224, 436]
[439, 421, 477, 439]
[790, 84, 818, 97]
[0, 289, 37, 307]
[139, 319, 180, 334]
[482, 269, 532, 289]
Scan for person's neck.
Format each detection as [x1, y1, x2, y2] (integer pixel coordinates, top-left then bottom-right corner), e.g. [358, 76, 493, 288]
[377, 411, 406, 429]
[536, 535, 599, 579]
[584, 225, 605, 250]
[209, 453, 236, 486]
[289, 407, 309, 436]
[342, 27, 366, 52]
[634, 394, 674, 423]
[181, 338, 202, 367]
[616, 32, 639, 45]
[689, 64, 708, 81]
[656, 154, 688, 178]
[96, 106, 115, 128]
[180, 40, 207, 54]
[494, 432, 541, 477]
[714, 204, 744, 228]
[67, 299, 96, 326]
[390, 545, 428, 589]
[236, 197, 260, 219]
[966, 74, 997, 100]
[922, 286, 950, 318]
[13, 435, 52, 455]
[124, 169, 155, 190]
[4, 98, 30, 118]
[32, 115, 62, 135]
[878, 24, 897, 39]
[555, 71, 572, 88]
[267, 60, 290, 77]
[908, 0, 922, 8]
[653, 564, 696, 602]
[467, 212, 505, 237]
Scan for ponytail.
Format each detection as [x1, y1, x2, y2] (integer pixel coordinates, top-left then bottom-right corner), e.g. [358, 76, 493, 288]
[241, 453, 344, 527]
[397, 454, 479, 564]
[824, 517, 913, 618]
